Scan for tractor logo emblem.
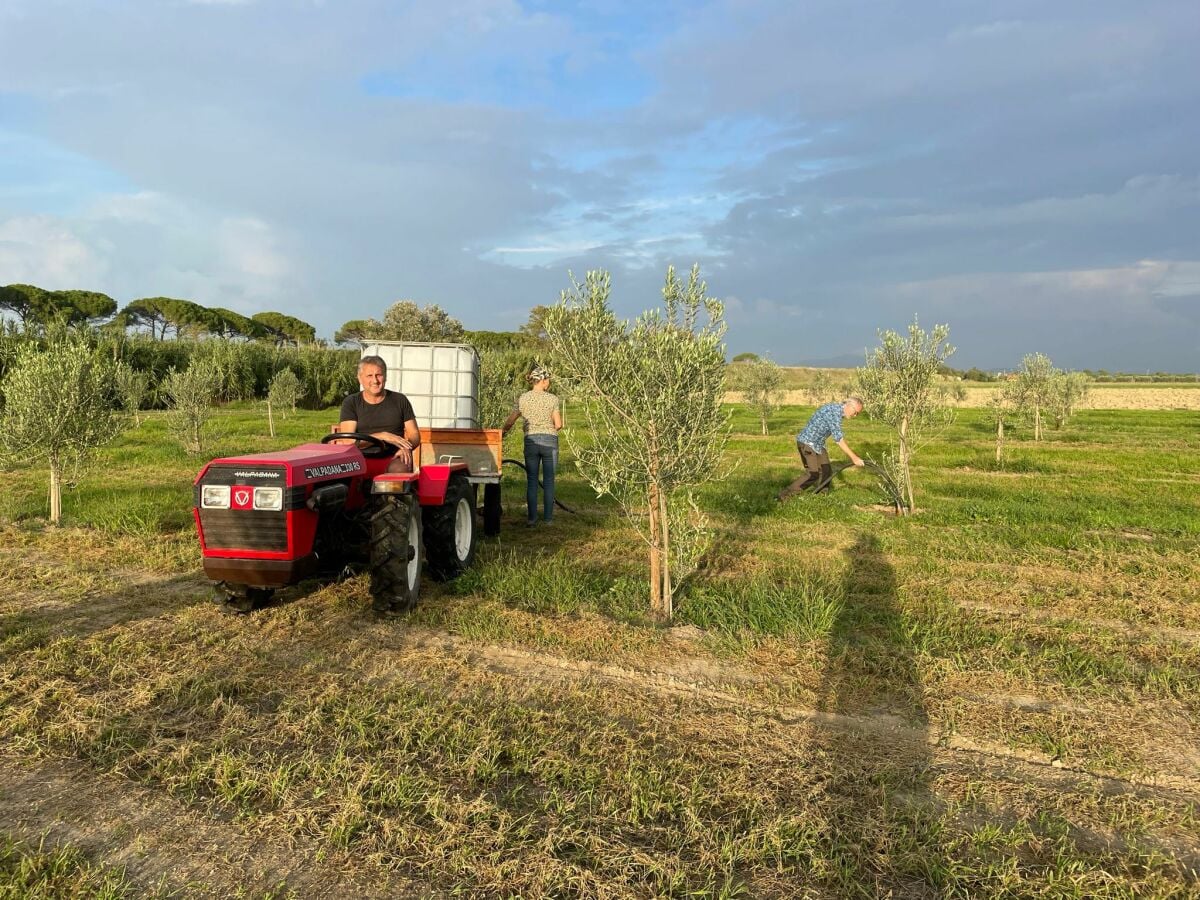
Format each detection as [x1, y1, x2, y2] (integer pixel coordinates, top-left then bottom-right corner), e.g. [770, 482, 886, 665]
[232, 488, 253, 510]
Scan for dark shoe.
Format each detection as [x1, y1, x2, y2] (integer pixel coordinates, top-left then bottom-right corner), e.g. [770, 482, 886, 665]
[525, 520, 538, 528]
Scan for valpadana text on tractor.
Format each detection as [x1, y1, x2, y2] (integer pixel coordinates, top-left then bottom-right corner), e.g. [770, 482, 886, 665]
[191, 342, 504, 613]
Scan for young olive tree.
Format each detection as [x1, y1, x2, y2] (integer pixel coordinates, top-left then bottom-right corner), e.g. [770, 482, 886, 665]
[806, 370, 833, 405]
[1048, 370, 1089, 429]
[0, 337, 128, 524]
[113, 362, 150, 427]
[987, 388, 1018, 466]
[733, 355, 785, 435]
[544, 265, 729, 620]
[1009, 353, 1058, 440]
[163, 359, 221, 454]
[855, 318, 955, 515]
[266, 367, 303, 437]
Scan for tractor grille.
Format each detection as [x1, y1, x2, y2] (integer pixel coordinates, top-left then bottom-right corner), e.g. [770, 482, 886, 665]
[196, 464, 291, 552]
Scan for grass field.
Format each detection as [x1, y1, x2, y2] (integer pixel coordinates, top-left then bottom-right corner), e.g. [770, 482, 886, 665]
[1, 401, 1198, 897]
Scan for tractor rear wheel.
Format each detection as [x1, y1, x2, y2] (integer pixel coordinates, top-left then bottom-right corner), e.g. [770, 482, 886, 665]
[369, 494, 422, 613]
[424, 476, 478, 581]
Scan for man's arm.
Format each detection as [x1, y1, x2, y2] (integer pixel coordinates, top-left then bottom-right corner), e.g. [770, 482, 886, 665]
[336, 418, 413, 457]
[836, 437, 864, 467]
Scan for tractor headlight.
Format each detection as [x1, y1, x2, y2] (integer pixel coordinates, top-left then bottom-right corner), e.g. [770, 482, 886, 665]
[201, 485, 231, 509]
[254, 487, 283, 511]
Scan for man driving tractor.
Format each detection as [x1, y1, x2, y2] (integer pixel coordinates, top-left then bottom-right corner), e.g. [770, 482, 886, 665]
[337, 355, 421, 472]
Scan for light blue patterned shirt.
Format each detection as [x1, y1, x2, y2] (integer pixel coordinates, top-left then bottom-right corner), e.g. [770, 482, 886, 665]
[796, 402, 845, 454]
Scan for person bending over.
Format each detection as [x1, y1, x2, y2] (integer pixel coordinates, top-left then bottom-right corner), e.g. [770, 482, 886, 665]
[778, 396, 864, 500]
[337, 355, 421, 473]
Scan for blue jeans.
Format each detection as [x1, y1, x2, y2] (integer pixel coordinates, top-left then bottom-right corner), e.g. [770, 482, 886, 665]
[524, 434, 558, 522]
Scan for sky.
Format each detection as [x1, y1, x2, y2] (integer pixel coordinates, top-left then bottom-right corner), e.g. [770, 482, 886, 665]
[1, 0, 1197, 370]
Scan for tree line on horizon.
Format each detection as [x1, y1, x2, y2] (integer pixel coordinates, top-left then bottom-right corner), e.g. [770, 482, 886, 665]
[0, 283, 317, 346]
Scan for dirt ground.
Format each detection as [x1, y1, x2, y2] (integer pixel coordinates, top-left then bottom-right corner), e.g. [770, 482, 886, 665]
[2, 521, 1198, 896]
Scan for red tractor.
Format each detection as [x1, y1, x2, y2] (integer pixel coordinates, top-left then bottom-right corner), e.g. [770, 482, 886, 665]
[192, 427, 503, 612]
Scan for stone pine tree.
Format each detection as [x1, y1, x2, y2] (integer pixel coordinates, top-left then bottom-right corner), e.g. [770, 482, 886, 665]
[545, 265, 729, 620]
[855, 318, 955, 515]
[0, 336, 127, 524]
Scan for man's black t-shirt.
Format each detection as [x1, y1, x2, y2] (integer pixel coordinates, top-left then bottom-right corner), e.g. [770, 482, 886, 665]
[338, 391, 417, 445]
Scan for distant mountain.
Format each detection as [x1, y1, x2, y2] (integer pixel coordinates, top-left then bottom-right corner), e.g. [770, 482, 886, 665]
[791, 353, 864, 369]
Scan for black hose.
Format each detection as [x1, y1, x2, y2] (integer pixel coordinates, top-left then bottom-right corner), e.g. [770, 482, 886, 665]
[814, 460, 904, 511]
[502, 457, 578, 514]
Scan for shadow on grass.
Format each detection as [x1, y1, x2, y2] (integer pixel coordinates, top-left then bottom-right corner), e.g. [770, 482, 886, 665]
[803, 532, 944, 894]
[0, 573, 214, 651]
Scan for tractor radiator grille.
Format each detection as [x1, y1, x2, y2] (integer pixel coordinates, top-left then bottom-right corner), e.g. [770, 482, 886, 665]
[197, 464, 290, 552]
[198, 508, 288, 551]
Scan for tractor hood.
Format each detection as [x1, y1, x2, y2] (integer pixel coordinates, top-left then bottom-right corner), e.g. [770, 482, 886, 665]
[194, 442, 370, 488]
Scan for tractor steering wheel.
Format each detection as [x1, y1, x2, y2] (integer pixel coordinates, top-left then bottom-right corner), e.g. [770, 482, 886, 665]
[320, 431, 394, 454]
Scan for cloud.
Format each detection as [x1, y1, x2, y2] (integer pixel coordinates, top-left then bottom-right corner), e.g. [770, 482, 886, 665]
[0, 0, 1196, 369]
[0, 215, 107, 287]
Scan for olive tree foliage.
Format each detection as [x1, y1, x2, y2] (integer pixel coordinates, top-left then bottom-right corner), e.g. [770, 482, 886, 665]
[163, 359, 221, 454]
[855, 318, 956, 515]
[0, 337, 128, 524]
[336, 301, 465, 345]
[1007, 352, 1058, 440]
[1048, 370, 1090, 429]
[265, 368, 303, 438]
[544, 265, 729, 621]
[805, 370, 846, 405]
[730, 355, 785, 435]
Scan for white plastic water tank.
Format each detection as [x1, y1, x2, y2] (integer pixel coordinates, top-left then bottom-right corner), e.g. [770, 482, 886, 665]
[359, 341, 480, 429]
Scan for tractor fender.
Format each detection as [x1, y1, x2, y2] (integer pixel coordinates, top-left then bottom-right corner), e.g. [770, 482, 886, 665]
[416, 463, 470, 506]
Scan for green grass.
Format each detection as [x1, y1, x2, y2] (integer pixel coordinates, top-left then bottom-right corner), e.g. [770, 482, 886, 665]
[0, 401, 1198, 896]
[0, 835, 163, 899]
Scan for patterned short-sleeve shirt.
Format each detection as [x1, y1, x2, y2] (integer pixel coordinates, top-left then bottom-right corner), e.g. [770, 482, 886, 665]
[796, 402, 845, 453]
[516, 390, 560, 436]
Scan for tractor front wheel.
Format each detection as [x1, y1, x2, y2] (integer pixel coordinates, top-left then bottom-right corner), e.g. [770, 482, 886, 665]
[219, 584, 274, 614]
[369, 494, 422, 613]
[424, 477, 478, 581]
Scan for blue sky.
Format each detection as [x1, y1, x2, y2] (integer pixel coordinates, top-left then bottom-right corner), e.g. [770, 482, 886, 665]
[1, 0, 1197, 369]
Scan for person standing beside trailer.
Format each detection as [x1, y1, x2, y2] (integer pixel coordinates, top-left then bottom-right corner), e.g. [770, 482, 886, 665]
[502, 367, 563, 526]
